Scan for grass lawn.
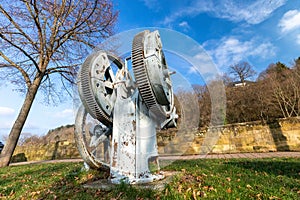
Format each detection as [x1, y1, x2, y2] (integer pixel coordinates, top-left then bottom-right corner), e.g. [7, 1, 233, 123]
[0, 157, 299, 199]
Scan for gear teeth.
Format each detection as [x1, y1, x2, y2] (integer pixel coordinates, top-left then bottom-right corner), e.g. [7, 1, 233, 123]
[78, 52, 112, 126]
[131, 31, 167, 119]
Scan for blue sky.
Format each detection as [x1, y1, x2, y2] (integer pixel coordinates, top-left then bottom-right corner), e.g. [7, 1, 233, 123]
[115, 0, 300, 71]
[1, 0, 300, 140]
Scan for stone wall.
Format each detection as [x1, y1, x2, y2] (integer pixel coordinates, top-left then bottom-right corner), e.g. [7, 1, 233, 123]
[12, 118, 300, 162]
[12, 141, 80, 162]
[157, 118, 300, 155]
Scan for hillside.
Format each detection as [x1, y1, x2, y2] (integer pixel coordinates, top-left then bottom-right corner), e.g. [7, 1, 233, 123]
[44, 124, 75, 144]
[12, 124, 80, 162]
[18, 124, 76, 146]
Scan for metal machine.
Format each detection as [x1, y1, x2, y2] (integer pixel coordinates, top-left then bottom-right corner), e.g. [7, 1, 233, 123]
[75, 30, 177, 184]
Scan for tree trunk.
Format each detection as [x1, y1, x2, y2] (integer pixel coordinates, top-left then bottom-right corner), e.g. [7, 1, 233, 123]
[0, 76, 43, 167]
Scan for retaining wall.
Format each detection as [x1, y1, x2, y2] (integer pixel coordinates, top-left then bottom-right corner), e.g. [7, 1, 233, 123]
[12, 118, 300, 162]
[157, 118, 300, 155]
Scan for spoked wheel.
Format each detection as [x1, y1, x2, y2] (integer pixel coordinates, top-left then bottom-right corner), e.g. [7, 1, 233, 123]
[76, 51, 126, 169]
[75, 105, 111, 170]
[77, 51, 124, 126]
[132, 30, 175, 120]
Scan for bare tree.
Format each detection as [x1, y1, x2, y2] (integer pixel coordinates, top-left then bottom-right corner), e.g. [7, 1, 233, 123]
[229, 61, 256, 84]
[193, 78, 226, 128]
[0, 0, 118, 167]
[193, 84, 211, 127]
[261, 62, 300, 118]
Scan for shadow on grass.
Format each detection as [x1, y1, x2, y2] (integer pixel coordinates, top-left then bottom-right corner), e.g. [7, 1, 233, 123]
[161, 158, 300, 199]
[0, 163, 76, 198]
[35, 164, 156, 200]
[35, 164, 107, 199]
[2, 158, 299, 199]
[0, 162, 158, 199]
[225, 158, 300, 179]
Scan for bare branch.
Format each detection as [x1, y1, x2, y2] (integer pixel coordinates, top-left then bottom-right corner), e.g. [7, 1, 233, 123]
[24, 0, 44, 57]
[0, 0, 118, 167]
[0, 4, 37, 48]
[0, 50, 31, 87]
[0, 33, 40, 73]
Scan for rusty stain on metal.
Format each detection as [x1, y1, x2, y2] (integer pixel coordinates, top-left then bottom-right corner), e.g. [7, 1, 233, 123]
[132, 120, 136, 130]
[112, 142, 118, 167]
[75, 31, 176, 184]
[123, 141, 129, 146]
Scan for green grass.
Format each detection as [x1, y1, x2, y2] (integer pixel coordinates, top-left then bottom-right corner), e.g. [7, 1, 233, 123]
[0, 157, 299, 199]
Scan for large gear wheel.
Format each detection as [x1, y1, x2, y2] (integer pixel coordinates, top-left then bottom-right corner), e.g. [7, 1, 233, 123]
[77, 51, 124, 126]
[132, 30, 174, 120]
[75, 30, 177, 173]
[75, 105, 111, 170]
[76, 51, 124, 169]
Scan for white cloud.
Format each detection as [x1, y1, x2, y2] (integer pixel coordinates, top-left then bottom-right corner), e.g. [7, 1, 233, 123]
[203, 36, 276, 69]
[179, 21, 189, 28]
[189, 51, 217, 75]
[141, 0, 160, 10]
[179, 21, 190, 31]
[0, 107, 15, 116]
[162, 0, 286, 25]
[212, 0, 287, 24]
[162, 1, 212, 25]
[278, 10, 300, 33]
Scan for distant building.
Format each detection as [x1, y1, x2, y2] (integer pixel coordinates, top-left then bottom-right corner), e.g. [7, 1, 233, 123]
[229, 80, 255, 87]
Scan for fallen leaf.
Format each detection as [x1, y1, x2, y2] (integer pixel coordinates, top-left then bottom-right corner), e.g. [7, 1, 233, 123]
[9, 190, 15, 197]
[192, 190, 197, 200]
[31, 191, 41, 196]
[196, 176, 202, 181]
[186, 187, 192, 192]
[199, 191, 206, 197]
[256, 193, 262, 200]
[208, 186, 215, 192]
[165, 188, 169, 196]
[226, 177, 231, 182]
[226, 188, 232, 193]
[87, 173, 94, 179]
[178, 185, 182, 193]
[269, 196, 281, 200]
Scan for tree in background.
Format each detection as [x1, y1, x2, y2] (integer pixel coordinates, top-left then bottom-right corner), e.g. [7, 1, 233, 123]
[229, 61, 256, 85]
[0, 0, 118, 167]
[193, 78, 226, 128]
[193, 84, 211, 127]
[265, 62, 300, 118]
[196, 58, 300, 127]
[293, 57, 300, 114]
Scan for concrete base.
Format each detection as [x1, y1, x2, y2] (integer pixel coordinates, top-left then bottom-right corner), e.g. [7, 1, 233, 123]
[83, 171, 179, 191]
